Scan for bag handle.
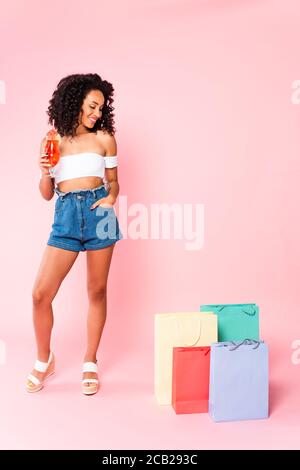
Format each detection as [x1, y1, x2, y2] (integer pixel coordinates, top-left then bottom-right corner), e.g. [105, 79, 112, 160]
[175, 316, 202, 346]
[214, 305, 257, 316]
[221, 339, 262, 351]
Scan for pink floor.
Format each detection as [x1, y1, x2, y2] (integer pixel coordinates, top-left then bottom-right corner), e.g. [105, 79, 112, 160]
[1, 332, 299, 450]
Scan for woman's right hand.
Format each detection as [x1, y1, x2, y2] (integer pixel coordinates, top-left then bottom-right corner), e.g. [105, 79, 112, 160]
[39, 138, 52, 178]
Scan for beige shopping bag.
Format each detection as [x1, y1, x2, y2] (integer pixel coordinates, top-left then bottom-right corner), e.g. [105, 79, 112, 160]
[154, 312, 217, 405]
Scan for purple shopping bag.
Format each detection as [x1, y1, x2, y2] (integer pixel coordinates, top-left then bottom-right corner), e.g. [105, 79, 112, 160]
[209, 339, 269, 422]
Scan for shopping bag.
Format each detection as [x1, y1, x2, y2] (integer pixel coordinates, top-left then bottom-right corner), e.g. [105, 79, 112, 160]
[172, 346, 210, 414]
[200, 303, 259, 341]
[154, 312, 217, 405]
[209, 339, 269, 422]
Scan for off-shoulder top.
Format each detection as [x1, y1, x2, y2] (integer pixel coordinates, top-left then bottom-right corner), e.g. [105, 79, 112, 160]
[40, 152, 118, 184]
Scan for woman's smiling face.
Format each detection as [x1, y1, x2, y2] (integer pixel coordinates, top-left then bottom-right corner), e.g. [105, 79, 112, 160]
[78, 89, 105, 130]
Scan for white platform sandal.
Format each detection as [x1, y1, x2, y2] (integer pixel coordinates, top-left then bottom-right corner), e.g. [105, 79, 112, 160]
[26, 351, 55, 393]
[82, 361, 99, 395]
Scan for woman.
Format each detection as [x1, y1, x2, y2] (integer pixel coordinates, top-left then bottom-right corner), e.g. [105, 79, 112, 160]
[26, 73, 123, 395]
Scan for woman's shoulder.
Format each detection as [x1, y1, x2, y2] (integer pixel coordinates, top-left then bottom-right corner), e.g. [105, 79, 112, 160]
[96, 129, 117, 147]
[96, 130, 117, 154]
[96, 129, 115, 139]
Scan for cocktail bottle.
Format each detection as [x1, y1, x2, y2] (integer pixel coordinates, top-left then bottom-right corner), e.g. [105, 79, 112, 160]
[44, 127, 60, 176]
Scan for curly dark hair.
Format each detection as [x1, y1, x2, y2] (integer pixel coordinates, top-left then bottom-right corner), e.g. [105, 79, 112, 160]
[47, 73, 116, 138]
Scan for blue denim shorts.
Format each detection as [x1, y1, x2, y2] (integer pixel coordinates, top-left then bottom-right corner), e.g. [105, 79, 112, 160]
[47, 184, 123, 252]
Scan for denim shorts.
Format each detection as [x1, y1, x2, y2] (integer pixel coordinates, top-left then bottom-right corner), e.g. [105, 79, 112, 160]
[47, 184, 123, 252]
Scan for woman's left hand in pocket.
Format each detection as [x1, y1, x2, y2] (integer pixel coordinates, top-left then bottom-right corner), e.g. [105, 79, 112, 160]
[90, 195, 116, 210]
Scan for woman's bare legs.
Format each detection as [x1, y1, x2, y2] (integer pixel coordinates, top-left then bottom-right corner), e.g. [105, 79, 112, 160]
[27, 245, 79, 388]
[83, 243, 115, 387]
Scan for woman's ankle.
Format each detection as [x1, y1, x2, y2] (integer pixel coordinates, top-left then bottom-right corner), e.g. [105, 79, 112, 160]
[83, 355, 97, 363]
[37, 350, 51, 362]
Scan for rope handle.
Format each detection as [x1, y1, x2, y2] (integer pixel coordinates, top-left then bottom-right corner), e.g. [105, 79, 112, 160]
[219, 339, 263, 351]
[211, 304, 257, 316]
[175, 317, 202, 346]
[177, 346, 210, 355]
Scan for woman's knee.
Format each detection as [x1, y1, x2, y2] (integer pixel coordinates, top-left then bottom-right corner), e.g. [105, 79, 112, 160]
[87, 284, 107, 302]
[32, 286, 54, 306]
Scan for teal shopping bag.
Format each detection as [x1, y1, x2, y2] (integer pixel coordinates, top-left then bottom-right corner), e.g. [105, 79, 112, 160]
[200, 303, 259, 342]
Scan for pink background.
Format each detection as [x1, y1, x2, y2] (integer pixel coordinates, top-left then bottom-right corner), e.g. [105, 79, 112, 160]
[0, 0, 300, 450]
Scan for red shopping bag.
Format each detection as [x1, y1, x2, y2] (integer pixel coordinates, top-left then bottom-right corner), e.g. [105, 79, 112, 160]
[172, 346, 210, 414]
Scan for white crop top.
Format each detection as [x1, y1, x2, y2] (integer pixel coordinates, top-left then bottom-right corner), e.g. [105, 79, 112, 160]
[40, 152, 118, 184]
